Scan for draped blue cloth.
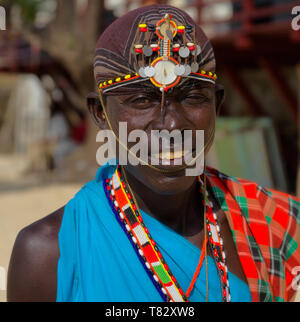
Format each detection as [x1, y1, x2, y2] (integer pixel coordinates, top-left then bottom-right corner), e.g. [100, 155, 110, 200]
[56, 162, 252, 302]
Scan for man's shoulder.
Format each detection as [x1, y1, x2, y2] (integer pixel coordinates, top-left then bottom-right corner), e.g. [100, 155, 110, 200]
[7, 207, 65, 301]
[17, 207, 64, 245]
[10, 207, 65, 273]
[206, 166, 300, 223]
[206, 166, 264, 199]
[207, 166, 299, 200]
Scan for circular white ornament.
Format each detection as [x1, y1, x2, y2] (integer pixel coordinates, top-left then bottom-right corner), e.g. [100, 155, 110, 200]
[191, 62, 199, 73]
[138, 67, 147, 78]
[191, 45, 201, 56]
[174, 64, 185, 76]
[179, 46, 190, 58]
[183, 64, 191, 76]
[152, 60, 177, 85]
[144, 66, 156, 77]
[143, 46, 153, 57]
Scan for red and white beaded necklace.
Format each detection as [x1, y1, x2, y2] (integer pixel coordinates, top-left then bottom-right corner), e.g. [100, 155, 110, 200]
[103, 165, 231, 302]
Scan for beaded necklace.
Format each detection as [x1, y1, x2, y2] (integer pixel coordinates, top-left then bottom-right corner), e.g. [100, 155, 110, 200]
[103, 166, 231, 302]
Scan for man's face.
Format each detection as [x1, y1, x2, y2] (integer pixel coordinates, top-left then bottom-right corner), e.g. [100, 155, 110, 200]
[102, 82, 219, 194]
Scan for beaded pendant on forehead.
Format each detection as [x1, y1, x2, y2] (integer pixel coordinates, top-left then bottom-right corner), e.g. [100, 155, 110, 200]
[98, 13, 217, 96]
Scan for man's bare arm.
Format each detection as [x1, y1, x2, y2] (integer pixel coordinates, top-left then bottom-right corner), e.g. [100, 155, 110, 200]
[7, 208, 64, 302]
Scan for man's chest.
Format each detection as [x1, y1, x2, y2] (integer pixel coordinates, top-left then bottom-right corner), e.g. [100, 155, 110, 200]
[185, 206, 248, 285]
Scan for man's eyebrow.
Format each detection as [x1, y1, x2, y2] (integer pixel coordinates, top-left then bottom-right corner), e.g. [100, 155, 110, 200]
[182, 81, 214, 89]
[117, 90, 161, 100]
[113, 81, 214, 101]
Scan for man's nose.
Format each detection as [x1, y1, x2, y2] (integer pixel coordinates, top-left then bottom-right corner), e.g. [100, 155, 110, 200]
[152, 98, 188, 132]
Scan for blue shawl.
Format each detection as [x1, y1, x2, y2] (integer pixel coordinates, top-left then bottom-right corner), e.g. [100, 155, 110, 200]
[56, 162, 251, 302]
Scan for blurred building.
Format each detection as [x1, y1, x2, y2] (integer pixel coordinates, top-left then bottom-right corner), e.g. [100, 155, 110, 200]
[0, 28, 88, 181]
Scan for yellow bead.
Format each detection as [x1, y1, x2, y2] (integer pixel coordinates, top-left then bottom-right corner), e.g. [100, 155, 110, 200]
[201, 70, 206, 74]
[99, 83, 103, 88]
[209, 72, 213, 76]
[139, 23, 147, 28]
[124, 75, 131, 79]
[178, 25, 185, 30]
[108, 80, 113, 84]
[103, 82, 107, 86]
[115, 77, 121, 82]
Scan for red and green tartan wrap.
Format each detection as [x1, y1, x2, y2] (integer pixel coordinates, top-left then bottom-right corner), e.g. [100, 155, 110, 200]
[206, 167, 300, 302]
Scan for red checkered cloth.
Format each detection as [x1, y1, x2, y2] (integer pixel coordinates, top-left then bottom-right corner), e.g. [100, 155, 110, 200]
[206, 167, 300, 302]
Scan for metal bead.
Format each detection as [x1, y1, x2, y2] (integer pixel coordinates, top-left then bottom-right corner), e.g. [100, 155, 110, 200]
[138, 67, 147, 78]
[144, 66, 155, 77]
[143, 46, 153, 57]
[179, 46, 190, 58]
[191, 62, 199, 73]
[174, 64, 185, 76]
[191, 45, 201, 56]
[183, 64, 191, 76]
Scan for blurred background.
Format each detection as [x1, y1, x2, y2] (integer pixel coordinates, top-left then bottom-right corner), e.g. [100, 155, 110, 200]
[0, 0, 299, 301]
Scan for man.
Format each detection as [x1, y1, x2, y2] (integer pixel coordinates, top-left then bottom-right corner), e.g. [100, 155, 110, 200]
[7, 5, 300, 302]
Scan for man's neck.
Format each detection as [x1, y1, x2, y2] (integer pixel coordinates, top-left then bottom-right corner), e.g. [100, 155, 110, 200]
[121, 168, 204, 236]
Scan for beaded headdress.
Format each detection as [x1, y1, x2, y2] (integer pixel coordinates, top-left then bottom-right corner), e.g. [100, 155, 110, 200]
[94, 5, 217, 97]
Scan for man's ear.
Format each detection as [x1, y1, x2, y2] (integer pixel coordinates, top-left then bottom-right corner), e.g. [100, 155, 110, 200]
[215, 84, 225, 116]
[86, 92, 106, 129]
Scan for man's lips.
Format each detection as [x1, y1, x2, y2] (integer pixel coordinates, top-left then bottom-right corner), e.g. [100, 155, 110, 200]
[147, 149, 196, 166]
[153, 150, 189, 160]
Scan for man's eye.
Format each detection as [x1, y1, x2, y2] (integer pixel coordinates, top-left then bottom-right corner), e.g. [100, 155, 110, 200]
[125, 96, 157, 108]
[183, 94, 209, 103]
[133, 97, 152, 104]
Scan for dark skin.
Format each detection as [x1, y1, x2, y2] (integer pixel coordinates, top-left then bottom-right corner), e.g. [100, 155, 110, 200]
[7, 83, 247, 302]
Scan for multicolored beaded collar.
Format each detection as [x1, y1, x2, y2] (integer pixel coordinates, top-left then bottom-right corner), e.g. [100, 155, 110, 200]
[98, 14, 217, 95]
[103, 166, 231, 302]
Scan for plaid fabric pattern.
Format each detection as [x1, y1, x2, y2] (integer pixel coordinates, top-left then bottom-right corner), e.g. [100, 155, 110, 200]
[206, 167, 300, 302]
